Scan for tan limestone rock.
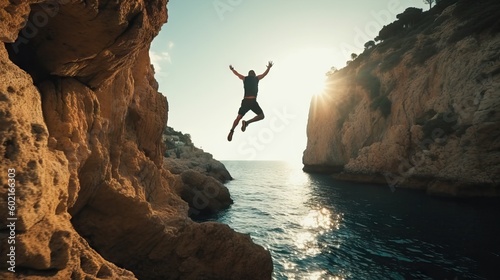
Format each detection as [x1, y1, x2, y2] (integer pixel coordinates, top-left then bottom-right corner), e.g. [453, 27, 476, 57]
[1, 0, 273, 279]
[303, 3, 500, 196]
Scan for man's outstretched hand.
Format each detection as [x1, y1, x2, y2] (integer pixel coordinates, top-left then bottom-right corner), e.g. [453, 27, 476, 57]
[229, 65, 235, 71]
[266, 61, 274, 68]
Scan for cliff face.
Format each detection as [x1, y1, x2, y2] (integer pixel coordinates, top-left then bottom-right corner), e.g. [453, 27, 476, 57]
[163, 126, 234, 216]
[0, 1, 272, 279]
[303, 2, 500, 196]
[163, 126, 233, 183]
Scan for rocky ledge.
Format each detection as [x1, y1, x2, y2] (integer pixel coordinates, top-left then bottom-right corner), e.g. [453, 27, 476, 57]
[163, 126, 234, 216]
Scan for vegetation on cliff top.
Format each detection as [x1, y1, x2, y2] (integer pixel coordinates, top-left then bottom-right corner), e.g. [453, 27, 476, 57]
[325, 0, 500, 119]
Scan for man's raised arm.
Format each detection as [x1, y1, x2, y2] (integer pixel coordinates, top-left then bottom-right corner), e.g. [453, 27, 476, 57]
[257, 61, 273, 80]
[229, 65, 245, 80]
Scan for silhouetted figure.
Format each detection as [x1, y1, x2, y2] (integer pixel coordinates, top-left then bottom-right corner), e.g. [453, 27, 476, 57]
[227, 61, 273, 141]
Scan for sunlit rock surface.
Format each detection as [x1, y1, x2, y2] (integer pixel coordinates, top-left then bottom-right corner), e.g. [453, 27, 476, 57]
[0, 0, 272, 279]
[303, 2, 500, 196]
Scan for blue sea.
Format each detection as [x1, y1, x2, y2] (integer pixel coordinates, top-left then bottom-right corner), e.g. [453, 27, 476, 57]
[200, 161, 500, 280]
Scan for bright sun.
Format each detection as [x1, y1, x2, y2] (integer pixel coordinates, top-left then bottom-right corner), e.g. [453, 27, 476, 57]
[277, 47, 336, 98]
[256, 46, 339, 164]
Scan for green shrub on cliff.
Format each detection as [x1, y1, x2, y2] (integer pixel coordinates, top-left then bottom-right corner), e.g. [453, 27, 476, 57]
[379, 49, 406, 72]
[336, 93, 359, 128]
[448, 0, 500, 44]
[370, 95, 392, 118]
[364, 40, 376, 50]
[422, 112, 458, 140]
[397, 7, 424, 28]
[355, 63, 392, 118]
[163, 126, 193, 151]
[356, 63, 381, 99]
[375, 8, 424, 42]
[412, 40, 439, 65]
[375, 21, 405, 42]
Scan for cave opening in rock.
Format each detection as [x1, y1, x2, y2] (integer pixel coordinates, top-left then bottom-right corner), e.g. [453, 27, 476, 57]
[6, 2, 60, 85]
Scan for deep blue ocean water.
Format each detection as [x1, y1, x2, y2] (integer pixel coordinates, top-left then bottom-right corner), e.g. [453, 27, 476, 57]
[201, 161, 500, 280]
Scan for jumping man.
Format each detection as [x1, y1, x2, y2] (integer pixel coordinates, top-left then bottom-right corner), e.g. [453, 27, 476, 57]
[227, 61, 274, 141]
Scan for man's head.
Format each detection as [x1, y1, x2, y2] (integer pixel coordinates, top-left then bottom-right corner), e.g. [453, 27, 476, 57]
[248, 70, 256, 77]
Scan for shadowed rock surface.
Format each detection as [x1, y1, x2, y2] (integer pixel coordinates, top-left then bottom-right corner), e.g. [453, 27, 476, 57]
[0, 0, 272, 279]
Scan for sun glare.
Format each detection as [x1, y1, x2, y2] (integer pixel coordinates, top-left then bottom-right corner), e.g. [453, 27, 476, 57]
[278, 47, 335, 98]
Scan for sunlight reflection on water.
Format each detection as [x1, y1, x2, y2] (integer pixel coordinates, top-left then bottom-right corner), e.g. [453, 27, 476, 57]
[285, 270, 345, 280]
[213, 161, 500, 280]
[294, 231, 320, 255]
[217, 161, 349, 279]
[300, 207, 339, 230]
[294, 208, 341, 256]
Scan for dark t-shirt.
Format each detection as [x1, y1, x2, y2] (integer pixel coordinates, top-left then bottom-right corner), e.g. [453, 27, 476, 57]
[244, 76, 259, 97]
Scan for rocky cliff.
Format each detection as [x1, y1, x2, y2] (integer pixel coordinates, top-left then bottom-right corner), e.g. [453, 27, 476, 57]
[303, 0, 500, 196]
[163, 126, 233, 183]
[0, 1, 272, 279]
[163, 126, 234, 216]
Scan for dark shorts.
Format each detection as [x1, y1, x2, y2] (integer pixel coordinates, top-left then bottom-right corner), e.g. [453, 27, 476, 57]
[238, 98, 263, 116]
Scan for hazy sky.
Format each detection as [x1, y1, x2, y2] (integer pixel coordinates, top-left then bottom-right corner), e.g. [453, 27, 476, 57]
[150, 0, 428, 162]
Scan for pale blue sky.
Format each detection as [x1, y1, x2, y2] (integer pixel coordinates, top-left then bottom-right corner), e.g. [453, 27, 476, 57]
[150, 0, 428, 162]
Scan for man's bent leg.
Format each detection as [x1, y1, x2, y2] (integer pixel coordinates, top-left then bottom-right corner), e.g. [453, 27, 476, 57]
[244, 101, 264, 128]
[246, 113, 265, 125]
